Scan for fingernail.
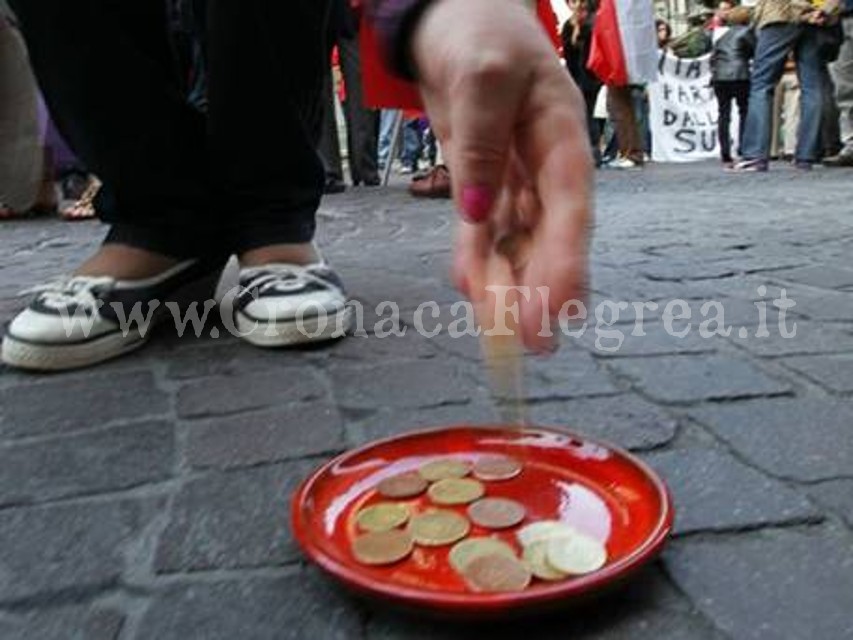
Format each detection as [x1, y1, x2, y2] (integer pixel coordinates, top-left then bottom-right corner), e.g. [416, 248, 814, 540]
[461, 185, 494, 223]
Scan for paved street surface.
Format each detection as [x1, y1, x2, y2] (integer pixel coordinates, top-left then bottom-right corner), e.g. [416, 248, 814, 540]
[1, 162, 852, 639]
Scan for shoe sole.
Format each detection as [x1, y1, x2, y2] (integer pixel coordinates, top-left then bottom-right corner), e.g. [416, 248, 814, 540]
[1, 331, 148, 371]
[236, 306, 354, 348]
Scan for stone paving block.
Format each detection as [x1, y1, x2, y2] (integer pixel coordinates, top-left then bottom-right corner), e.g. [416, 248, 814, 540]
[176, 367, 326, 418]
[0, 604, 124, 640]
[728, 321, 853, 357]
[775, 264, 853, 290]
[528, 395, 678, 451]
[154, 461, 311, 573]
[609, 355, 792, 403]
[0, 371, 169, 439]
[185, 403, 345, 469]
[781, 353, 853, 393]
[525, 350, 620, 400]
[136, 572, 361, 640]
[347, 401, 501, 445]
[784, 287, 853, 321]
[643, 448, 820, 535]
[689, 399, 853, 481]
[574, 321, 716, 357]
[807, 480, 853, 528]
[0, 498, 162, 604]
[0, 420, 174, 507]
[330, 360, 476, 410]
[665, 527, 853, 640]
[328, 329, 437, 362]
[367, 567, 723, 640]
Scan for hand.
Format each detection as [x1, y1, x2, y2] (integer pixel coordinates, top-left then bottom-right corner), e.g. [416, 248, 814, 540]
[411, 0, 592, 353]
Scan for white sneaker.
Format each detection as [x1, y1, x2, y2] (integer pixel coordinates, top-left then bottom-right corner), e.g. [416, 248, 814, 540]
[1, 259, 223, 371]
[232, 262, 353, 348]
[605, 156, 640, 170]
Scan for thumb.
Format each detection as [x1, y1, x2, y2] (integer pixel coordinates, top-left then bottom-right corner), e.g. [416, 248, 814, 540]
[447, 57, 523, 224]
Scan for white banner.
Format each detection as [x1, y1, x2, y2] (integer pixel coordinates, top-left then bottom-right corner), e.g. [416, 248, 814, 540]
[649, 52, 735, 163]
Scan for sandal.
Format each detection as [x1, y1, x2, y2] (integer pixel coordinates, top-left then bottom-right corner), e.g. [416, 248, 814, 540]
[59, 176, 101, 221]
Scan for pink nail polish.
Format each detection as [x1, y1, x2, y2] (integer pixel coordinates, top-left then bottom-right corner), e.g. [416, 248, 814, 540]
[461, 186, 494, 223]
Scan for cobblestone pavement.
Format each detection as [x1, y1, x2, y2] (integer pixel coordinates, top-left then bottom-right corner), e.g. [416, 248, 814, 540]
[1, 162, 852, 640]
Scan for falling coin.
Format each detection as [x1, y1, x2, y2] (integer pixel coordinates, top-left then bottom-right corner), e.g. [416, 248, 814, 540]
[428, 478, 486, 506]
[467, 498, 526, 529]
[463, 554, 532, 593]
[449, 537, 518, 574]
[377, 472, 428, 499]
[356, 502, 410, 533]
[473, 455, 524, 482]
[419, 458, 472, 482]
[409, 510, 471, 546]
[352, 530, 414, 566]
[516, 521, 578, 548]
[546, 534, 607, 575]
[522, 541, 567, 582]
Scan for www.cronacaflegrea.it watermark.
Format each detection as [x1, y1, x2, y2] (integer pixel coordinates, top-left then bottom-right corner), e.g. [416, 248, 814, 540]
[55, 285, 798, 351]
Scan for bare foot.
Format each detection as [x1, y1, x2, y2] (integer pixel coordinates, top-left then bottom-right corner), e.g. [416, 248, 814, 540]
[74, 245, 181, 280]
[240, 243, 320, 268]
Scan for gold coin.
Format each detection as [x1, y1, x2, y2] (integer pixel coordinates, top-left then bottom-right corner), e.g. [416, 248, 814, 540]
[428, 478, 486, 506]
[473, 455, 523, 482]
[467, 498, 526, 529]
[449, 537, 518, 574]
[462, 554, 532, 593]
[419, 458, 472, 482]
[546, 534, 607, 575]
[352, 530, 414, 566]
[409, 509, 471, 546]
[356, 502, 410, 533]
[522, 541, 567, 581]
[377, 472, 428, 499]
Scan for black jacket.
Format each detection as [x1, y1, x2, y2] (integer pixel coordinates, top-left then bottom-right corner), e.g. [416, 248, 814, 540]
[561, 18, 600, 94]
[711, 26, 756, 83]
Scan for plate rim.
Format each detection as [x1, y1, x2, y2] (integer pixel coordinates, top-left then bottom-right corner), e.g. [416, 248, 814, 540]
[291, 423, 674, 614]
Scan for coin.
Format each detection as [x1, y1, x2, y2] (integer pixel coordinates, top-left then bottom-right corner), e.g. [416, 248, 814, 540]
[409, 509, 471, 546]
[449, 537, 518, 574]
[419, 458, 472, 482]
[356, 503, 410, 533]
[462, 554, 532, 593]
[522, 541, 567, 581]
[516, 521, 578, 548]
[377, 472, 428, 499]
[473, 455, 523, 482]
[467, 498, 526, 529]
[352, 530, 414, 566]
[546, 534, 607, 575]
[428, 478, 486, 506]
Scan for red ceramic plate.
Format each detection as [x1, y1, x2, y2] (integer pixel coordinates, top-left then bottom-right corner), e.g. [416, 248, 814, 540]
[291, 425, 673, 618]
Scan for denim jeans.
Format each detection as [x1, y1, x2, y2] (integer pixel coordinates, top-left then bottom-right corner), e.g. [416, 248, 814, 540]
[830, 16, 853, 153]
[377, 109, 399, 168]
[741, 23, 825, 163]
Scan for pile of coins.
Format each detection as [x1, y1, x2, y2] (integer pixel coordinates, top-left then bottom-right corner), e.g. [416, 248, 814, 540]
[349, 455, 609, 594]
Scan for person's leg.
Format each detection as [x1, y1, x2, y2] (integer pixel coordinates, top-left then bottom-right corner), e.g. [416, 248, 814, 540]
[793, 27, 824, 164]
[338, 34, 379, 186]
[583, 88, 602, 166]
[740, 24, 801, 163]
[318, 64, 346, 186]
[782, 73, 801, 157]
[607, 85, 643, 164]
[734, 80, 750, 157]
[11, 0, 212, 261]
[821, 68, 841, 158]
[714, 83, 734, 163]
[829, 16, 853, 157]
[378, 109, 399, 169]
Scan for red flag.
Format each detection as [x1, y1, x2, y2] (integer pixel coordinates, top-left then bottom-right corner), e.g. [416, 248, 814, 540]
[588, 0, 629, 87]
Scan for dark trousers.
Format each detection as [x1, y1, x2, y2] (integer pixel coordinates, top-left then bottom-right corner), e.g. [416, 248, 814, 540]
[607, 85, 644, 163]
[582, 87, 602, 165]
[319, 35, 379, 186]
[11, 0, 332, 258]
[714, 80, 750, 162]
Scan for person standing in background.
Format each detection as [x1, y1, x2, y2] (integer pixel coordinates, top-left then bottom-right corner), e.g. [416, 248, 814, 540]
[711, 5, 755, 167]
[562, 0, 603, 166]
[825, 0, 853, 165]
[319, 0, 380, 193]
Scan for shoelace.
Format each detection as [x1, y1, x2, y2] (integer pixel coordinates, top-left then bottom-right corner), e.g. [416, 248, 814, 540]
[240, 264, 337, 296]
[22, 276, 115, 312]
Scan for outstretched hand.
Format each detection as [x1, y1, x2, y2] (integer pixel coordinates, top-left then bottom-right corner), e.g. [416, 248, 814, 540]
[411, 0, 593, 353]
